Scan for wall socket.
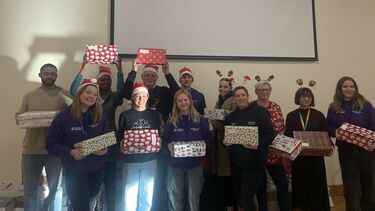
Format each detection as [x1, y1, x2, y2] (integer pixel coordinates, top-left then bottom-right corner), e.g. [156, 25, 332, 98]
[0, 182, 13, 190]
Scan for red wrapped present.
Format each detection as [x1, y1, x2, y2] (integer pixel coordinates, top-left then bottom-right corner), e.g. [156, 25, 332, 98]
[137, 48, 167, 65]
[293, 131, 334, 156]
[268, 135, 302, 161]
[122, 129, 161, 154]
[86, 45, 118, 64]
[336, 122, 375, 151]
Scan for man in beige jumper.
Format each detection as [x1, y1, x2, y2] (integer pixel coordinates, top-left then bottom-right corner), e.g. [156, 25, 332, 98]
[16, 63, 70, 211]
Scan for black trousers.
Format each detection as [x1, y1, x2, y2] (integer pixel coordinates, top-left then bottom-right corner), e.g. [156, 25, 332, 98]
[338, 146, 375, 211]
[256, 164, 290, 211]
[231, 163, 265, 211]
[65, 167, 105, 211]
[103, 161, 117, 211]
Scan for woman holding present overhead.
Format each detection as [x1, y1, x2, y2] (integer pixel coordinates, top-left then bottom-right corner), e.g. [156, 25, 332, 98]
[46, 79, 110, 211]
[285, 86, 330, 211]
[224, 86, 274, 211]
[326, 76, 375, 211]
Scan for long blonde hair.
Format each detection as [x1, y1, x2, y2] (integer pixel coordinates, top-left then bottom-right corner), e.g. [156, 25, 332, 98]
[329, 76, 366, 112]
[70, 85, 102, 123]
[169, 89, 200, 128]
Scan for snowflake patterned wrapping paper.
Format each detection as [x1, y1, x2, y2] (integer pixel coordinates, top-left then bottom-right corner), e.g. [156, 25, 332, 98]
[86, 45, 118, 64]
[336, 122, 375, 151]
[17, 111, 60, 128]
[137, 48, 167, 65]
[74, 131, 117, 157]
[293, 131, 334, 156]
[204, 108, 230, 120]
[268, 135, 302, 161]
[122, 129, 161, 154]
[224, 126, 259, 147]
[172, 141, 206, 158]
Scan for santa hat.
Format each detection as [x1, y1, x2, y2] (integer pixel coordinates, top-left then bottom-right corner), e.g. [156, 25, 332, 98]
[96, 66, 112, 79]
[77, 78, 99, 93]
[179, 67, 193, 78]
[142, 65, 159, 74]
[132, 82, 149, 96]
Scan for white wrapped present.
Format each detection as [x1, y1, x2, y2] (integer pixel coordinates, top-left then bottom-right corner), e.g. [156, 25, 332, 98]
[74, 131, 117, 157]
[172, 141, 206, 158]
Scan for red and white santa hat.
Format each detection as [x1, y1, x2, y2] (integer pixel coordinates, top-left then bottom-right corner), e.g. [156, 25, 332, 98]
[132, 82, 149, 96]
[96, 66, 112, 79]
[142, 65, 159, 75]
[179, 67, 193, 79]
[77, 78, 99, 93]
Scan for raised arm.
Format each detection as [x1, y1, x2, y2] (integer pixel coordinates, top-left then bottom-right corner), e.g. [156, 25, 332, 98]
[70, 54, 87, 96]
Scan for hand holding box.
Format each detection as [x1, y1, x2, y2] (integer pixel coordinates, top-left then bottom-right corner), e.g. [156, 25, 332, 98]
[74, 131, 117, 157]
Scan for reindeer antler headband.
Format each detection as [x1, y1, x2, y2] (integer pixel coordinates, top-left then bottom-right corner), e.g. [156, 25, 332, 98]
[296, 79, 316, 87]
[216, 69, 251, 85]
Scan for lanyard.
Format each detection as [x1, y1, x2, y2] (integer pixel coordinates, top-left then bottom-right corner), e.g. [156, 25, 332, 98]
[299, 109, 310, 131]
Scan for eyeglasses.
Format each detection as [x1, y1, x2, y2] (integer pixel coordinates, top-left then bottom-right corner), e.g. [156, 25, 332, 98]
[257, 89, 271, 92]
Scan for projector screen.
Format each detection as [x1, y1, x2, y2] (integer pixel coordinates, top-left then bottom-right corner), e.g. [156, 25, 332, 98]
[110, 0, 318, 61]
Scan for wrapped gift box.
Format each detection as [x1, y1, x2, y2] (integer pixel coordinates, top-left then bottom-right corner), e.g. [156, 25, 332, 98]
[336, 122, 375, 151]
[122, 129, 161, 154]
[17, 111, 60, 128]
[172, 141, 206, 158]
[137, 48, 167, 65]
[224, 126, 258, 147]
[293, 131, 334, 156]
[204, 108, 230, 120]
[86, 45, 118, 64]
[268, 135, 302, 161]
[74, 131, 117, 157]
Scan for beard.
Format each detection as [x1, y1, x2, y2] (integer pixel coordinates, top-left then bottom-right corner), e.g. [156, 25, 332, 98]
[42, 78, 56, 87]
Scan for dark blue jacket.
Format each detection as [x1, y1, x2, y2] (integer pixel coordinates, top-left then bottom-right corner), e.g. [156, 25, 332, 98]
[46, 107, 110, 173]
[188, 88, 206, 115]
[163, 115, 211, 168]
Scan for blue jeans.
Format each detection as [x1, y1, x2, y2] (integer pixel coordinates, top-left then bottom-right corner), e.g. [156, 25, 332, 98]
[22, 154, 62, 211]
[121, 159, 158, 211]
[167, 164, 204, 211]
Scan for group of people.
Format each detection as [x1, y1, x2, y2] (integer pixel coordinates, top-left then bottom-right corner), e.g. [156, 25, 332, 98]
[17, 56, 375, 211]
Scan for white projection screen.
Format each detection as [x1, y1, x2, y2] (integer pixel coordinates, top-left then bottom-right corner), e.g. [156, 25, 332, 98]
[110, 0, 318, 61]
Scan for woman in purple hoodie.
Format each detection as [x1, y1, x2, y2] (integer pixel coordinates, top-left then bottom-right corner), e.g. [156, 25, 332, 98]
[326, 76, 375, 211]
[163, 89, 211, 211]
[46, 79, 110, 211]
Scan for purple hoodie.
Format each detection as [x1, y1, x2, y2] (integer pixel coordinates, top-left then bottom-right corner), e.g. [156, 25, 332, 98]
[326, 100, 375, 148]
[46, 107, 110, 173]
[163, 115, 211, 168]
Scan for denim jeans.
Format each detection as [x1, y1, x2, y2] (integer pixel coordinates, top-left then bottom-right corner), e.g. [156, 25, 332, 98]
[166, 164, 204, 211]
[22, 154, 62, 211]
[121, 159, 158, 211]
[338, 146, 375, 211]
[256, 164, 290, 211]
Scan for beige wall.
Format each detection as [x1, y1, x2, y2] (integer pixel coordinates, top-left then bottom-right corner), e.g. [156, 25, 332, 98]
[1, 0, 374, 196]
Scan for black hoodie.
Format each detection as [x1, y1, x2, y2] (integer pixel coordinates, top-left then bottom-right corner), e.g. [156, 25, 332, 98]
[225, 103, 274, 169]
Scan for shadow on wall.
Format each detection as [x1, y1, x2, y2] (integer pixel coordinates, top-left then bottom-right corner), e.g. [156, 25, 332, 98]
[21, 36, 103, 88]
